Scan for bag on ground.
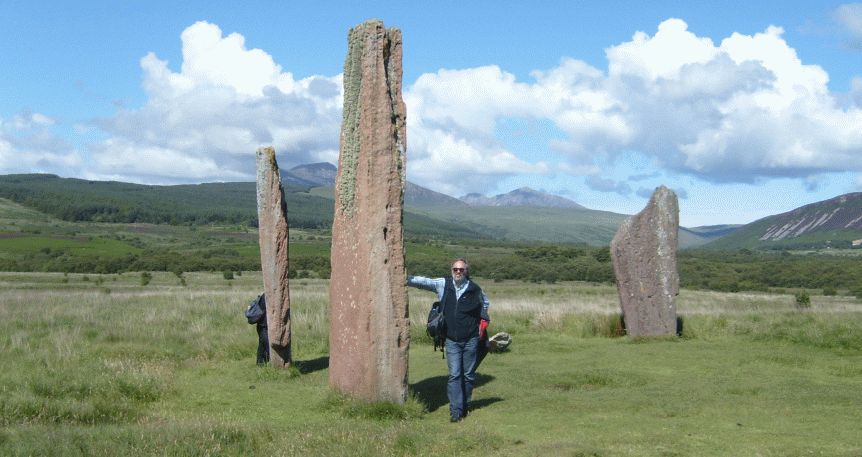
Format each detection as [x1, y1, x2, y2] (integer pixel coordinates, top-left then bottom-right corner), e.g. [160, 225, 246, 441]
[488, 332, 512, 352]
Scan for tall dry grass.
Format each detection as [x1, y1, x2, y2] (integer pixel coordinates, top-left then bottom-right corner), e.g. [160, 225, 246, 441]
[1, 272, 861, 456]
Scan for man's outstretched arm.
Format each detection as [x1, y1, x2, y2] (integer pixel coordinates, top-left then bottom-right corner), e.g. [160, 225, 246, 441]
[407, 275, 445, 301]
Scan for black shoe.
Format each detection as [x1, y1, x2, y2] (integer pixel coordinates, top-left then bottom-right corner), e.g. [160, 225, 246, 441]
[450, 415, 462, 423]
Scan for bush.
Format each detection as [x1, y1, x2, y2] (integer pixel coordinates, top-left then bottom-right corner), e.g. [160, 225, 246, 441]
[794, 291, 811, 310]
[822, 287, 837, 296]
[140, 271, 152, 286]
[222, 270, 234, 280]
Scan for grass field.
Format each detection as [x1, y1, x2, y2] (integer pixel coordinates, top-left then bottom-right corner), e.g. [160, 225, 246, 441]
[1, 273, 861, 456]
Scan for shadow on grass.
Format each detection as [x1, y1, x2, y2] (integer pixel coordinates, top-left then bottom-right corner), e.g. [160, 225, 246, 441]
[294, 356, 329, 374]
[470, 396, 504, 412]
[410, 373, 496, 412]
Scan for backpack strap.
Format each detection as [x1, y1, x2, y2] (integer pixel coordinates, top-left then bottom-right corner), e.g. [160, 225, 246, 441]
[437, 280, 452, 358]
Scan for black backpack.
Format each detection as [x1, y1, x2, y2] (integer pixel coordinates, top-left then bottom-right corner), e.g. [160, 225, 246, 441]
[245, 294, 266, 324]
[426, 301, 446, 355]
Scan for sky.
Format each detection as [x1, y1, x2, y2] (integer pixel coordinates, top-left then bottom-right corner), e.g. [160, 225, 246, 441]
[2, 1, 862, 227]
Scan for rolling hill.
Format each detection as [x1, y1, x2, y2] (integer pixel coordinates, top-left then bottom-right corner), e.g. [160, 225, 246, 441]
[703, 192, 862, 250]
[5, 165, 862, 251]
[0, 165, 752, 247]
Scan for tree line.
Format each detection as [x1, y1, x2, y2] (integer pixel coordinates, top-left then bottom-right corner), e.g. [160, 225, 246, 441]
[2, 233, 861, 296]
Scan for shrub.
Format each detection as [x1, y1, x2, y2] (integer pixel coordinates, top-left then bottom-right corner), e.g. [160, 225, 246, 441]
[592, 247, 611, 262]
[140, 271, 152, 286]
[222, 270, 234, 280]
[794, 291, 811, 310]
[822, 287, 837, 296]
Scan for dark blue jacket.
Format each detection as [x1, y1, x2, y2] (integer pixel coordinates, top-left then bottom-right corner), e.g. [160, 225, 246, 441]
[442, 277, 484, 342]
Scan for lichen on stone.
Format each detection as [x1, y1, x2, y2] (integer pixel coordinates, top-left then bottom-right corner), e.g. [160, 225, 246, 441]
[337, 24, 366, 219]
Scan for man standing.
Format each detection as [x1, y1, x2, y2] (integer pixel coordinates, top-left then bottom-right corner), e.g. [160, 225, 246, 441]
[408, 258, 490, 422]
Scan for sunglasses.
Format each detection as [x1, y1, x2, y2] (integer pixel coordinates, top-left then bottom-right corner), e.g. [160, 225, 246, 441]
[452, 268, 466, 272]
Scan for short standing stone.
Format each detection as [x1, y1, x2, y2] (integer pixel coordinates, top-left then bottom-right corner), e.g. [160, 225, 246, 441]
[329, 20, 410, 404]
[610, 185, 679, 337]
[256, 146, 291, 368]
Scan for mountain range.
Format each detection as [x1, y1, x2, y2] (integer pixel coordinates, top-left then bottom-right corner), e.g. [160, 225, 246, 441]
[285, 162, 586, 210]
[285, 163, 726, 246]
[460, 187, 585, 209]
[1, 162, 861, 250]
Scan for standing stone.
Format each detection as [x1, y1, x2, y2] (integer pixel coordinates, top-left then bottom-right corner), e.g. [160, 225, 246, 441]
[329, 20, 409, 403]
[256, 146, 291, 368]
[610, 185, 679, 337]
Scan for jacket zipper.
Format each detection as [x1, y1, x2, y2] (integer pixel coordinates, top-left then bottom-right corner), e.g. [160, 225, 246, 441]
[455, 293, 462, 340]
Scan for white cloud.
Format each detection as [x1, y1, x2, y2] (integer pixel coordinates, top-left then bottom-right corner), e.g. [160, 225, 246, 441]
[0, 113, 82, 176]
[405, 18, 862, 193]
[404, 66, 551, 194]
[87, 21, 342, 184]
[85, 21, 553, 191]
[76, 18, 862, 195]
[835, 3, 862, 48]
[606, 18, 718, 81]
[601, 20, 857, 182]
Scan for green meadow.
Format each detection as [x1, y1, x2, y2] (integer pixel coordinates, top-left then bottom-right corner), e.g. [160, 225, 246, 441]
[1, 272, 860, 456]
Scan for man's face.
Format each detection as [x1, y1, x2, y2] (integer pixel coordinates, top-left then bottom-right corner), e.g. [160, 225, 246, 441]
[451, 261, 467, 281]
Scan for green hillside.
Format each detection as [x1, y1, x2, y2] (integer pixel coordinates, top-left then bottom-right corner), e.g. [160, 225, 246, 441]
[3, 196, 862, 294]
[415, 205, 628, 245]
[706, 224, 862, 250]
[311, 185, 629, 245]
[704, 193, 862, 250]
[678, 225, 741, 249]
[0, 174, 491, 240]
[0, 174, 271, 226]
[0, 195, 617, 283]
[0, 175, 631, 244]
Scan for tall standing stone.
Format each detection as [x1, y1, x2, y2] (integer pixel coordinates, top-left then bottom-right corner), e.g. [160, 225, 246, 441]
[256, 146, 291, 368]
[610, 185, 679, 337]
[329, 20, 409, 403]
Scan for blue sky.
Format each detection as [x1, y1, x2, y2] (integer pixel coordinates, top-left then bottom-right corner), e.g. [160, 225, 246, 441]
[2, 1, 862, 227]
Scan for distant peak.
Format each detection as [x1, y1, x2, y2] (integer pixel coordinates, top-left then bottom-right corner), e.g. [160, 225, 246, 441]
[460, 187, 584, 209]
[283, 162, 338, 188]
[290, 162, 336, 171]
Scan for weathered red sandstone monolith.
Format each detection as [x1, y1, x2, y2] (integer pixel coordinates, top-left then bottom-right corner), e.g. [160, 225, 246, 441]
[256, 146, 291, 368]
[329, 20, 409, 403]
[610, 185, 679, 337]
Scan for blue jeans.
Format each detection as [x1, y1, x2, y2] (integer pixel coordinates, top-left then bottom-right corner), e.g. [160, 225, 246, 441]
[445, 336, 478, 419]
